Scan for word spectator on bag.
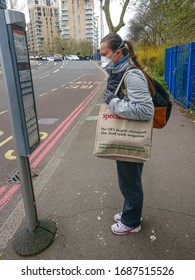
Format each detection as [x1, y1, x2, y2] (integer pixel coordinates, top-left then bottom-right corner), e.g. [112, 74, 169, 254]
[102, 113, 128, 121]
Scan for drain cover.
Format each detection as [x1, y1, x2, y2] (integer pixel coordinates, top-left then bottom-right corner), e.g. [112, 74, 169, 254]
[6, 169, 39, 184]
[6, 170, 20, 183]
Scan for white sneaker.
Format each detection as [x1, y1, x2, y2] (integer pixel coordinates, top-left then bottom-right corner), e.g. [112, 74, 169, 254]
[114, 212, 143, 223]
[111, 221, 141, 235]
[114, 212, 122, 222]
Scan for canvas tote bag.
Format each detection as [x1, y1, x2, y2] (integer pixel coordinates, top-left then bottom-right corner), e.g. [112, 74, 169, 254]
[93, 70, 153, 163]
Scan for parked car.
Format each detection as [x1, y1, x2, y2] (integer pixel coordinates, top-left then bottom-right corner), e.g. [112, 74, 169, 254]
[47, 56, 54, 61]
[66, 55, 80, 61]
[41, 55, 48, 61]
[35, 55, 41, 60]
[54, 54, 63, 61]
[29, 55, 36, 60]
[79, 55, 91, 60]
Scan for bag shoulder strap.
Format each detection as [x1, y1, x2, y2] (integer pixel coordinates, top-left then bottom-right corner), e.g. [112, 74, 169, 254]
[114, 66, 137, 97]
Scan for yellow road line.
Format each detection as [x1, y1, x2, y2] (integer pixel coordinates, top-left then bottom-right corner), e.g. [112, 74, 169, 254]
[0, 136, 13, 147]
[0, 132, 47, 149]
[5, 150, 16, 160]
[39, 132, 48, 139]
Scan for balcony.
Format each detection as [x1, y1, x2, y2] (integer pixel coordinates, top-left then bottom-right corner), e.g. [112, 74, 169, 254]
[86, 27, 93, 32]
[86, 33, 93, 39]
[55, 21, 60, 27]
[62, 16, 68, 21]
[61, 7, 68, 11]
[85, 20, 93, 25]
[62, 35, 69, 40]
[85, 15, 93, 20]
[62, 31, 69, 35]
[85, 9, 93, 16]
[37, 33, 44, 39]
[35, 20, 42, 25]
[62, 26, 69, 31]
[61, 9, 68, 15]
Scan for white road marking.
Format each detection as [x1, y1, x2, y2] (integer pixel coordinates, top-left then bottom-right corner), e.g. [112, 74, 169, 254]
[39, 74, 50, 79]
[0, 110, 8, 115]
[39, 92, 48, 97]
[53, 69, 60, 73]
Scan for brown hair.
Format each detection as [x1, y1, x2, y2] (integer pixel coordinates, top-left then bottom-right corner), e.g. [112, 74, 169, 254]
[101, 33, 155, 96]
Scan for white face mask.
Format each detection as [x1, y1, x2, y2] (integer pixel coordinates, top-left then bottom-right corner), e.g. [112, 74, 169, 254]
[101, 56, 113, 69]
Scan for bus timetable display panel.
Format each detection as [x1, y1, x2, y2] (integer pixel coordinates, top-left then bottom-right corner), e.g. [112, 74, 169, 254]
[11, 26, 40, 154]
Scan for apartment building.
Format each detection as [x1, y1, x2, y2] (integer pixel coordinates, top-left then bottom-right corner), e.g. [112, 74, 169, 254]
[28, 0, 59, 9]
[27, 0, 61, 55]
[26, 0, 99, 56]
[61, 0, 99, 54]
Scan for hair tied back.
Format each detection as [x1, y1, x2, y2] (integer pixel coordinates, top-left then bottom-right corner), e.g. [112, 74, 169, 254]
[123, 41, 129, 51]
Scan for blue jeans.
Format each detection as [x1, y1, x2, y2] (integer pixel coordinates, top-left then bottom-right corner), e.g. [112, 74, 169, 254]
[116, 161, 144, 228]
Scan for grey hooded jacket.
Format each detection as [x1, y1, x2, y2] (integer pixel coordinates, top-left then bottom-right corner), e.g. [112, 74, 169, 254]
[108, 59, 154, 121]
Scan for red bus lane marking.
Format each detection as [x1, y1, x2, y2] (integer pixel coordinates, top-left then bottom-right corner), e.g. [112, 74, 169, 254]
[0, 80, 103, 212]
[29, 98, 86, 161]
[31, 85, 101, 168]
[0, 185, 8, 196]
[30, 86, 99, 162]
[0, 184, 20, 210]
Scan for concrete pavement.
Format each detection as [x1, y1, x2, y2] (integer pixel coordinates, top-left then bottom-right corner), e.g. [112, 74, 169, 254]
[0, 86, 195, 260]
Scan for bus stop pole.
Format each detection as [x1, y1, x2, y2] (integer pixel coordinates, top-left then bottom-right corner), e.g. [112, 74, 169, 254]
[17, 156, 39, 232]
[0, 8, 38, 233]
[0, 7, 57, 256]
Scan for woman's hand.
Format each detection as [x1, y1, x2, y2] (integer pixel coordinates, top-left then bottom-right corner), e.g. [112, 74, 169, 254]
[103, 90, 117, 105]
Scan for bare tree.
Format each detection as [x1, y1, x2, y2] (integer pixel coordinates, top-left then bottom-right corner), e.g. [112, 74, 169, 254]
[99, 0, 136, 33]
[127, 0, 195, 47]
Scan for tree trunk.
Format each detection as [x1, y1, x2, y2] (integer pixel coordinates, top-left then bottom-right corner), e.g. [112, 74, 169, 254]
[102, 0, 130, 33]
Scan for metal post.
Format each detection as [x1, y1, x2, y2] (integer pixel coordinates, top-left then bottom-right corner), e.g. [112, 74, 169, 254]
[17, 156, 39, 232]
[9, 0, 14, 9]
[186, 42, 193, 109]
[100, 0, 104, 40]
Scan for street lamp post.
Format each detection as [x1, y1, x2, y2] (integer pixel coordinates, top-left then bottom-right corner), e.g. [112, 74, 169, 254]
[10, 0, 14, 9]
[100, 0, 104, 40]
